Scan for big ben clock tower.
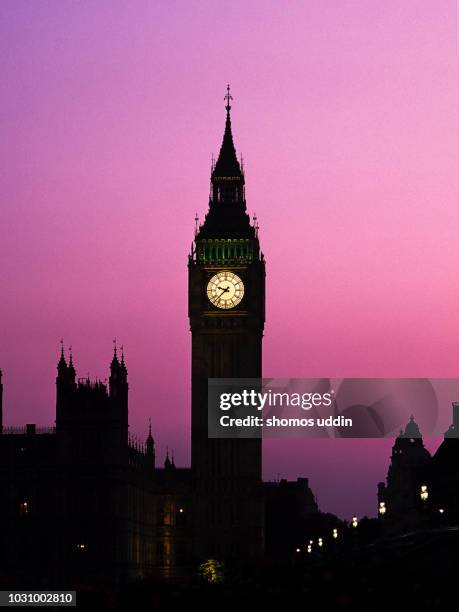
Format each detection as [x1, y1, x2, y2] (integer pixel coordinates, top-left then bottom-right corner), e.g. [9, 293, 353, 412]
[188, 87, 265, 560]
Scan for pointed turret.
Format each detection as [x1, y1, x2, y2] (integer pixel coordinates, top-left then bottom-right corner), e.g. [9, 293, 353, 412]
[57, 340, 67, 377]
[109, 340, 128, 447]
[109, 340, 127, 388]
[111, 340, 120, 372]
[146, 418, 155, 468]
[56, 342, 75, 428]
[68, 346, 76, 383]
[120, 347, 127, 379]
[164, 447, 171, 469]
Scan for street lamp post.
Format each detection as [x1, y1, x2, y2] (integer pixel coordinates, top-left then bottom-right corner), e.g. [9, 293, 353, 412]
[419, 484, 429, 528]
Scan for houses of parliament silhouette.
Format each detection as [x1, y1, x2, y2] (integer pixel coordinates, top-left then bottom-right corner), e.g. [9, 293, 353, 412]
[0, 90, 318, 586]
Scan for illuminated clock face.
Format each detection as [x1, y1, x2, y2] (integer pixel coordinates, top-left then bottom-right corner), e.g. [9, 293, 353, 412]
[207, 271, 244, 310]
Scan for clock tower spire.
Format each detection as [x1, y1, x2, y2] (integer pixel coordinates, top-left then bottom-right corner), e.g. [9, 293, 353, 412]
[197, 85, 255, 241]
[189, 88, 265, 561]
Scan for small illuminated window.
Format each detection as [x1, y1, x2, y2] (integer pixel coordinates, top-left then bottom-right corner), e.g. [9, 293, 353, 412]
[76, 543, 87, 551]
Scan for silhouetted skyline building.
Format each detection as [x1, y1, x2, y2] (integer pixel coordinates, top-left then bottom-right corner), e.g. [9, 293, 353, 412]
[378, 404, 459, 532]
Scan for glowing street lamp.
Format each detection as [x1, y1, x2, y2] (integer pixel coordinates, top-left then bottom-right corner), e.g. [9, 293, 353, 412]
[332, 528, 338, 539]
[420, 485, 428, 501]
[379, 501, 386, 516]
[352, 515, 358, 528]
[307, 545, 312, 554]
[439, 508, 445, 514]
[318, 537, 323, 547]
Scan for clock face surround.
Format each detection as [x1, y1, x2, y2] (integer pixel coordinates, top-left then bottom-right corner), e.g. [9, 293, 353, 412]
[206, 271, 244, 310]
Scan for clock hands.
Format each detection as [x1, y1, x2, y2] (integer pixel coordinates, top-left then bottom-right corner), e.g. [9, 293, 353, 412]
[217, 286, 230, 299]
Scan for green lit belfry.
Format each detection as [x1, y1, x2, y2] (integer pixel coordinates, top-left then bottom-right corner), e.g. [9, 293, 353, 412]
[189, 85, 266, 559]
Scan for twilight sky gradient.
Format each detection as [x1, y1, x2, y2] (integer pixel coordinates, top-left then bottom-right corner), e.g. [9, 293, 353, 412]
[1, 1, 459, 519]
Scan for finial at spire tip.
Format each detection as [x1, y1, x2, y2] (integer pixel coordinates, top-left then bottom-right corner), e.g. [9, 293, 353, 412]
[224, 83, 233, 113]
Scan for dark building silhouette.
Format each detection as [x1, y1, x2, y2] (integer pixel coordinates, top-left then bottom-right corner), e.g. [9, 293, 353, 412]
[378, 404, 459, 532]
[377, 415, 431, 532]
[429, 402, 459, 522]
[0, 348, 168, 585]
[0, 92, 319, 586]
[265, 478, 318, 558]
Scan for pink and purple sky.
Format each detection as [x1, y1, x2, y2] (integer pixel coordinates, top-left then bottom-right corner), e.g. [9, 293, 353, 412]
[1, 1, 459, 518]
